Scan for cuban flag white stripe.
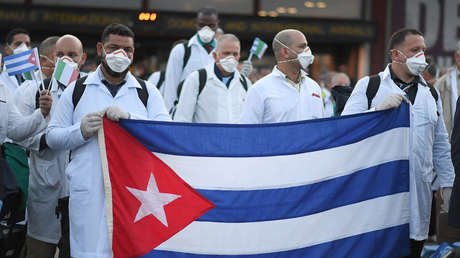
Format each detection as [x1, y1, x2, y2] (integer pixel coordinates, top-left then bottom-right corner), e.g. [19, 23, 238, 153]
[5, 63, 36, 74]
[4, 54, 29, 66]
[155, 127, 409, 190]
[156, 192, 409, 255]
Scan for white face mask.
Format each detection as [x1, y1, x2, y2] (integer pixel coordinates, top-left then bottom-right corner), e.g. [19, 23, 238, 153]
[103, 47, 131, 73]
[218, 56, 238, 73]
[60, 56, 79, 69]
[275, 38, 314, 69]
[11, 43, 30, 55]
[198, 26, 215, 43]
[396, 50, 428, 76]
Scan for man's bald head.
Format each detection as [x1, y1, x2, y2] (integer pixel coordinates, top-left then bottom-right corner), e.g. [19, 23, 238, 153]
[330, 72, 351, 88]
[272, 29, 305, 60]
[55, 34, 86, 68]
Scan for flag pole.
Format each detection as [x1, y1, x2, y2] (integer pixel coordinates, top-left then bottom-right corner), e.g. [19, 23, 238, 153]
[248, 53, 253, 62]
[35, 48, 45, 92]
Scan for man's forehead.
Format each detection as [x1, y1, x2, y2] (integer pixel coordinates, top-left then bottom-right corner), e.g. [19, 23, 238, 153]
[402, 34, 425, 48]
[197, 14, 218, 23]
[12, 33, 30, 43]
[105, 34, 134, 46]
[55, 39, 81, 53]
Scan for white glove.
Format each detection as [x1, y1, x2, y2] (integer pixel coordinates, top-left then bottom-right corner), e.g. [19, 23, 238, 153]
[105, 105, 130, 122]
[440, 187, 452, 213]
[80, 112, 103, 139]
[375, 94, 409, 111]
[240, 60, 253, 78]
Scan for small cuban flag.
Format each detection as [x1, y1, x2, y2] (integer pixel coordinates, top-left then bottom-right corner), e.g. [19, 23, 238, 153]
[53, 57, 79, 87]
[4, 48, 39, 76]
[250, 37, 268, 59]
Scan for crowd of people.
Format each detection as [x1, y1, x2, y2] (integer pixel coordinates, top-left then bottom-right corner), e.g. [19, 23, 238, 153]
[0, 6, 459, 258]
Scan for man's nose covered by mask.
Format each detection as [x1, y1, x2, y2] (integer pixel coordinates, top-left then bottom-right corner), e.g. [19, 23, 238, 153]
[274, 38, 315, 69]
[102, 47, 131, 73]
[395, 50, 428, 76]
[198, 26, 215, 43]
[218, 56, 238, 73]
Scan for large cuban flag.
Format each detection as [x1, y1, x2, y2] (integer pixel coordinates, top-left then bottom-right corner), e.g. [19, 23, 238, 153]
[99, 104, 411, 258]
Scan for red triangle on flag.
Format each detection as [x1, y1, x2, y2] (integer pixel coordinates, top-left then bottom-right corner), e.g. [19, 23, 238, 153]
[102, 119, 215, 258]
[27, 50, 38, 67]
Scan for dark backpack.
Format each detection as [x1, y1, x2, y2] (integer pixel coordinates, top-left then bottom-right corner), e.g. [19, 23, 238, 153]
[156, 70, 165, 90]
[72, 76, 149, 110]
[182, 42, 192, 70]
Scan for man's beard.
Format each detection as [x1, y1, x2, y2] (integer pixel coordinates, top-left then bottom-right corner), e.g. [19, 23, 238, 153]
[101, 57, 129, 78]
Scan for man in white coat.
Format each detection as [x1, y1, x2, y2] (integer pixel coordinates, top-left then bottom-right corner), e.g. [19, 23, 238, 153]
[15, 34, 86, 258]
[174, 34, 251, 123]
[46, 24, 170, 258]
[342, 28, 454, 258]
[163, 8, 219, 112]
[240, 29, 323, 123]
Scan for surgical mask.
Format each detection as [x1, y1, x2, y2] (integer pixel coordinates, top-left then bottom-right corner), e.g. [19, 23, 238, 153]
[275, 38, 315, 69]
[396, 50, 428, 76]
[60, 56, 79, 69]
[103, 47, 131, 73]
[218, 56, 238, 73]
[198, 26, 215, 43]
[11, 43, 29, 55]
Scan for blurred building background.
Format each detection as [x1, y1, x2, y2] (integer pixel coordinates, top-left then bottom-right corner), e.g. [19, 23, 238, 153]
[0, 0, 458, 84]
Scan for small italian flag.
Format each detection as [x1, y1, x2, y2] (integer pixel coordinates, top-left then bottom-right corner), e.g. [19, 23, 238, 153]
[53, 57, 79, 86]
[250, 37, 268, 59]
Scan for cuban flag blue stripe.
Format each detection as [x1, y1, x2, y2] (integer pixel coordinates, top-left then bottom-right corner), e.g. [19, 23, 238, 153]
[5, 59, 30, 69]
[119, 104, 409, 157]
[195, 160, 408, 223]
[3, 49, 33, 61]
[143, 224, 410, 257]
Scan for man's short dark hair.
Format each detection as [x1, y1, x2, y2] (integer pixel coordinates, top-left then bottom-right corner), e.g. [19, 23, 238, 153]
[101, 23, 135, 43]
[39, 36, 59, 56]
[197, 8, 218, 19]
[5, 28, 30, 45]
[388, 28, 423, 50]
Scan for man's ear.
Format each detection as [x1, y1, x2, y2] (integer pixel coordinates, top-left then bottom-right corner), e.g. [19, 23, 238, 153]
[96, 42, 103, 57]
[79, 53, 87, 68]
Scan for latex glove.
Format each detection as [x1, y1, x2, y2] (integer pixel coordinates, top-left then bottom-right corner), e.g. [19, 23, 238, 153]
[375, 94, 409, 111]
[105, 105, 129, 122]
[39, 90, 52, 117]
[440, 187, 452, 213]
[80, 112, 103, 139]
[240, 60, 253, 78]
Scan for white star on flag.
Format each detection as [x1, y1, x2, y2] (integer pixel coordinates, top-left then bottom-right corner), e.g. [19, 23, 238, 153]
[126, 173, 181, 226]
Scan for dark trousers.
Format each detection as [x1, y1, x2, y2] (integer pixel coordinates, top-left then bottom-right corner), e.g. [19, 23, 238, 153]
[401, 239, 425, 258]
[56, 197, 70, 258]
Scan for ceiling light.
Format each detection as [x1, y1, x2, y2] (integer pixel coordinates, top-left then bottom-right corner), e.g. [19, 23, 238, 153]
[317, 2, 327, 8]
[268, 11, 278, 17]
[258, 10, 267, 16]
[304, 1, 314, 8]
[287, 7, 298, 14]
[276, 7, 286, 13]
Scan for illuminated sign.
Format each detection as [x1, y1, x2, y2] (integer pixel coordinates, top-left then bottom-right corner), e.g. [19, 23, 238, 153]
[138, 12, 157, 22]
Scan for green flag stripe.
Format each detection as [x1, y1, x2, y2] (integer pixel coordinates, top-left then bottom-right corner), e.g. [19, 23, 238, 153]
[54, 60, 66, 80]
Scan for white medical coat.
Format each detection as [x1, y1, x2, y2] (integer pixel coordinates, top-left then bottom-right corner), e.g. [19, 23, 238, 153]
[163, 34, 215, 111]
[46, 67, 171, 258]
[174, 63, 251, 123]
[342, 65, 455, 240]
[15, 78, 70, 244]
[240, 66, 324, 123]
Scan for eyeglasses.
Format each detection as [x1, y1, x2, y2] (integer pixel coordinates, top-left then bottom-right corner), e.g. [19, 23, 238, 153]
[103, 44, 134, 54]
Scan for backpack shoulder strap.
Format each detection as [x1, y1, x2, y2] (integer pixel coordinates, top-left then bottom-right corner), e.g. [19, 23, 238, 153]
[366, 75, 381, 109]
[239, 75, 248, 91]
[156, 70, 165, 89]
[182, 42, 191, 70]
[35, 78, 52, 109]
[72, 76, 88, 110]
[427, 82, 439, 102]
[135, 77, 149, 108]
[197, 68, 207, 96]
